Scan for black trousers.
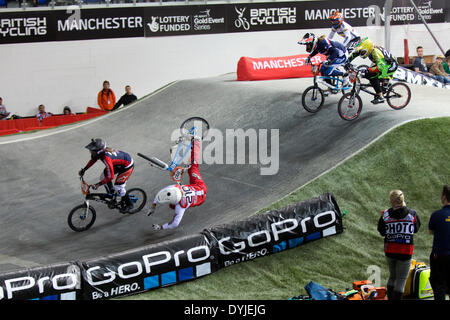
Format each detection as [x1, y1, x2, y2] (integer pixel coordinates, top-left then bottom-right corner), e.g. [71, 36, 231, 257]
[429, 253, 450, 300]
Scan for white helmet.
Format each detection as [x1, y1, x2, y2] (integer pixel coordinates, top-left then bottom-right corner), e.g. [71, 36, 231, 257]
[156, 186, 182, 205]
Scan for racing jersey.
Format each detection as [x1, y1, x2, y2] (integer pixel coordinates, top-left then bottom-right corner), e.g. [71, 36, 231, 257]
[153, 139, 207, 230]
[328, 21, 360, 47]
[349, 46, 398, 79]
[308, 37, 347, 65]
[84, 149, 134, 185]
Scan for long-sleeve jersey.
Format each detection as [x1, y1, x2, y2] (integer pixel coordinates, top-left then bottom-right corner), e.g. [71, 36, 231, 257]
[84, 150, 134, 185]
[153, 139, 207, 229]
[308, 37, 347, 64]
[328, 21, 360, 47]
[349, 46, 398, 79]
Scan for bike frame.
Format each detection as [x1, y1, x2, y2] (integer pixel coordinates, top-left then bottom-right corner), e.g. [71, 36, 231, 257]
[138, 121, 203, 183]
[311, 63, 351, 92]
[80, 177, 119, 209]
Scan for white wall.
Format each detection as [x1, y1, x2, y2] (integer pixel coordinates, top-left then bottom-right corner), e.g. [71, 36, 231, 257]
[1, 22, 449, 116]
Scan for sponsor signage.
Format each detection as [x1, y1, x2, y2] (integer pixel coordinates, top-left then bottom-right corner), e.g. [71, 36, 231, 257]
[1, 1, 448, 44]
[237, 53, 327, 81]
[0, 193, 344, 300]
[144, 5, 227, 37]
[204, 193, 343, 268]
[394, 66, 450, 89]
[0, 263, 81, 300]
[80, 233, 219, 300]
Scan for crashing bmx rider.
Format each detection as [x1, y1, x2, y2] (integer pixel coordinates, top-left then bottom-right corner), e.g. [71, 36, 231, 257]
[78, 138, 135, 213]
[148, 136, 207, 230]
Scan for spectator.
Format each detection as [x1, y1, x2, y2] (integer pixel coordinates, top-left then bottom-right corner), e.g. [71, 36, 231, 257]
[36, 104, 52, 122]
[63, 106, 75, 115]
[0, 97, 10, 120]
[97, 80, 116, 112]
[428, 184, 450, 301]
[377, 190, 421, 300]
[430, 55, 450, 84]
[413, 46, 433, 76]
[443, 49, 450, 75]
[112, 85, 137, 111]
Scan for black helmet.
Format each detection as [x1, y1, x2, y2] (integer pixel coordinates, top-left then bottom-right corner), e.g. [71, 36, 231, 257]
[85, 138, 106, 153]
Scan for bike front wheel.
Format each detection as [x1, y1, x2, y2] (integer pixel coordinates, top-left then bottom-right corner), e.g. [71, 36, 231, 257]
[180, 117, 210, 139]
[302, 85, 324, 113]
[338, 92, 363, 121]
[68, 204, 96, 232]
[386, 82, 411, 110]
[126, 188, 147, 214]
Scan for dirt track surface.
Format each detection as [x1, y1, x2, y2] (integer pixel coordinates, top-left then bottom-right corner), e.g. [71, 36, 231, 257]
[1, 74, 449, 273]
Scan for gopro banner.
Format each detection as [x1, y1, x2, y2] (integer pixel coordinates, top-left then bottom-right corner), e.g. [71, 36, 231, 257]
[203, 193, 343, 268]
[0, 263, 81, 300]
[1, 0, 448, 44]
[237, 53, 327, 81]
[0, 193, 344, 300]
[79, 233, 219, 300]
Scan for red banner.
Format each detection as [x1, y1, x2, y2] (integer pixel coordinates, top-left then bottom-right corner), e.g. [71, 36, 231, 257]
[237, 54, 327, 81]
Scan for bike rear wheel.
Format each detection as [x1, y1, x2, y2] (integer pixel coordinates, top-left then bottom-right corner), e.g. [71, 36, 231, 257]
[68, 204, 96, 232]
[302, 85, 324, 113]
[126, 188, 147, 214]
[386, 82, 411, 110]
[338, 92, 363, 121]
[180, 117, 210, 139]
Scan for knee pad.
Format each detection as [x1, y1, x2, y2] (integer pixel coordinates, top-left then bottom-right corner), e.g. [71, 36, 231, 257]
[114, 184, 126, 197]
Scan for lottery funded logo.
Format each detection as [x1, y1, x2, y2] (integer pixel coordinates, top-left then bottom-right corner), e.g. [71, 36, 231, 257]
[147, 15, 191, 34]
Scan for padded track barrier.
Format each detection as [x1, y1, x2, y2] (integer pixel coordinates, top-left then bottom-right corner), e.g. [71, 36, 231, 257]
[0, 193, 343, 300]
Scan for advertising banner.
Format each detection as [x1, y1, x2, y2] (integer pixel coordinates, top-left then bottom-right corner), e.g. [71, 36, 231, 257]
[237, 53, 327, 81]
[203, 193, 343, 268]
[394, 65, 450, 89]
[80, 233, 219, 300]
[0, 263, 81, 300]
[1, 0, 448, 44]
[144, 5, 227, 37]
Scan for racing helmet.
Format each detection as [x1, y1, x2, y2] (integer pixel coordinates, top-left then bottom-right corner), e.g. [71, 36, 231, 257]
[355, 37, 374, 58]
[299, 33, 317, 53]
[329, 11, 344, 27]
[85, 138, 107, 154]
[156, 186, 182, 205]
[360, 285, 378, 300]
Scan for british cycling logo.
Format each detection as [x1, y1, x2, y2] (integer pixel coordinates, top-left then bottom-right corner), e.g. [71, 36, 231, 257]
[234, 6, 296, 31]
[0, 17, 47, 37]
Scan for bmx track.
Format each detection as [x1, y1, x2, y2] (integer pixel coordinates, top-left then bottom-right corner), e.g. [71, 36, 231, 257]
[0, 73, 449, 273]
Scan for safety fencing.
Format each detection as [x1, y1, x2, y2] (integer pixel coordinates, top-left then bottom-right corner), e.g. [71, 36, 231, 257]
[0, 192, 344, 300]
[0, 107, 106, 137]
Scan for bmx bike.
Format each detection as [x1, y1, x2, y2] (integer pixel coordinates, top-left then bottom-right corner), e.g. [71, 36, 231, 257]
[137, 116, 210, 183]
[301, 62, 353, 113]
[67, 177, 147, 232]
[337, 64, 411, 121]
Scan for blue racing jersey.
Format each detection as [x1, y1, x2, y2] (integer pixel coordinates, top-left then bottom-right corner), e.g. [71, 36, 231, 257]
[309, 37, 347, 64]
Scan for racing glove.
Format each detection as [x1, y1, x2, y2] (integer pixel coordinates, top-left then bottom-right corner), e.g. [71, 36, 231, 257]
[305, 56, 311, 65]
[78, 168, 86, 177]
[91, 183, 101, 190]
[152, 224, 161, 231]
